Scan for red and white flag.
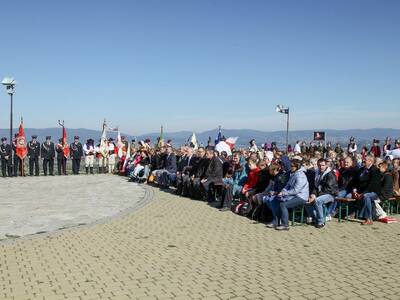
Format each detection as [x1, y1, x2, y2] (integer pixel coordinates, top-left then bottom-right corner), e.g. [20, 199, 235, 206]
[16, 120, 28, 160]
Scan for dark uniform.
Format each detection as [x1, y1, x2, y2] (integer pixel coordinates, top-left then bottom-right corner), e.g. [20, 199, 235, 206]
[70, 136, 83, 174]
[41, 136, 55, 176]
[28, 136, 40, 176]
[0, 138, 12, 177]
[56, 138, 67, 175]
[12, 134, 20, 177]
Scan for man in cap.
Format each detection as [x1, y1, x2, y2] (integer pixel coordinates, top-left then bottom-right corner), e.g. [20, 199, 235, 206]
[83, 138, 95, 174]
[56, 138, 68, 175]
[107, 138, 117, 174]
[370, 139, 381, 158]
[28, 135, 40, 176]
[70, 136, 83, 174]
[0, 137, 12, 177]
[41, 136, 55, 176]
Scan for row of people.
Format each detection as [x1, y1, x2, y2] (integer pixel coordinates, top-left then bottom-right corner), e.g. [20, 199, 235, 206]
[123, 144, 400, 230]
[0, 135, 128, 177]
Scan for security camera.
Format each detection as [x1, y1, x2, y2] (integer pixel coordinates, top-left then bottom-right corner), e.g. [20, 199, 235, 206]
[2, 77, 16, 86]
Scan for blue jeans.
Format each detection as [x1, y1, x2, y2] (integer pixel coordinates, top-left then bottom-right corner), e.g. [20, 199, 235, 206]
[274, 196, 307, 227]
[313, 194, 335, 225]
[328, 190, 352, 216]
[263, 195, 279, 225]
[360, 192, 378, 220]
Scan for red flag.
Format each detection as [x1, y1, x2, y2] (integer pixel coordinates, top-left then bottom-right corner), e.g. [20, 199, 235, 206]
[62, 126, 70, 158]
[16, 121, 28, 160]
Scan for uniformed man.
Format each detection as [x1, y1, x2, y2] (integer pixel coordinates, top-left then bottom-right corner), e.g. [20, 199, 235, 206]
[0, 137, 12, 177]
[83, 138, 95, 174]
[41, 136, 55, 176]
[70, 136, 83, 174]
[28, 135, 40, 176]
[56, 138, 67, 175]
[107, 138, 116, 174]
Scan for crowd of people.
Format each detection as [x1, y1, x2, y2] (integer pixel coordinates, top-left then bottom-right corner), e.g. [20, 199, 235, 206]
[2, 133, 400, 229]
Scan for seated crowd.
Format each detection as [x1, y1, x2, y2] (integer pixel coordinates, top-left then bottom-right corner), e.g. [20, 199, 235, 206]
[121, 137, 400, 230]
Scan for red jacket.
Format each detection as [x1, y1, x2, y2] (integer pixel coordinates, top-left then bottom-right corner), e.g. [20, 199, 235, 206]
[243, 167, 260, 192]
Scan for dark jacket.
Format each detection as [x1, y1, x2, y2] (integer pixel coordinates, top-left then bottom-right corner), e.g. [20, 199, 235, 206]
[305, 168, 316, 195]
[255, 168, 270, 193]
[272, 171, 290, 193]
[205, 156, 223, 180]
[164, 153, 177, 173]
[357, 165, 381, 194]
[379, 172, 393, 200]
[70, 142, 83, 159]
[41, 142, 55, 159]
[338, 166, 358, 193]
[193, 157, 209, 179]
[28, 141, 41, 158]
[0, 144, 12, 159]
[312, 170, 339, 196]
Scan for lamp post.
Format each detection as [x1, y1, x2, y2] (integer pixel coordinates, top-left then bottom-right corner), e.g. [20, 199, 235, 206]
[275, 104, 290, 153]
[2, 77, 16, 174]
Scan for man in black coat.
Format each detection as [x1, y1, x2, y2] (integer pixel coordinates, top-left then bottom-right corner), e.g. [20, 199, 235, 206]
[190, 147, 208, 199]
[41, 136, 56, 176]
[176, 147, 197, 196]
[201, 147, 224, 202]
[306, 158, 339, 228]
[70, 136, 83, 175]
[12, 133, 21, 177]
[355, 155, 382, 225]
[0, 137, 12, 177]
[28, 135, 40, 176]
[158, 145, 177, 189]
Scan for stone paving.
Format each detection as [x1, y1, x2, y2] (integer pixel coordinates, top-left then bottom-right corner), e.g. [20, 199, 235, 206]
[1, 178, 400, 299]
[0, 175, 145, 239]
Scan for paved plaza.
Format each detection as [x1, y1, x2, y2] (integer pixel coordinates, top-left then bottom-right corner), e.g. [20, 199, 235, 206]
[1, 176, 400, 299]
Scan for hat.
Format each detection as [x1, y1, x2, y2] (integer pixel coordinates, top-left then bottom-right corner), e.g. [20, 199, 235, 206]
[32, 135, 38, 139]
[349, 136, 355, 142]
[373, 139, 380, 144]
[121, 136, 126, 140]
[46, 136, 51, 140]
[1, 137, 7, 142]
[87, 138, 94, 143]
[145, 138, 151, 143]
[108, 138, 114, 142]
[264, 151, 274, 161]
[74, 136, 79, 140]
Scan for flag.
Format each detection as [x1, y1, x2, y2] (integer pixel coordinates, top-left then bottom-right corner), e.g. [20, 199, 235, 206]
[225, 137, 238, 150]
[117, 130, 124, 158]
[313, 131, 325, 141]
[99, 120, 109, 157]
[214, 126, 222, 145]
[157, 125, 164, 148]
[16, 120, 28, 160]
[188, 132, 198, 149]
[62, 126, 70, 158]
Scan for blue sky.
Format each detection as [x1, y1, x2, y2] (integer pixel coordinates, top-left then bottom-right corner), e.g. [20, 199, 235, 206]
[0, 0, 399, 135]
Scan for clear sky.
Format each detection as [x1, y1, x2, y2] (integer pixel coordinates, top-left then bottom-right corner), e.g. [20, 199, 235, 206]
[0, 0, 399, 135]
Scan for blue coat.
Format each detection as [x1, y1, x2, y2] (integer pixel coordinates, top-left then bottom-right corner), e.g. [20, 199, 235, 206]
[281, 167, 309, 201]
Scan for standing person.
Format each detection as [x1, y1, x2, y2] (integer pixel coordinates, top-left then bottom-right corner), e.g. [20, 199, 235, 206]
[28, 135, 40, 176]
[249, 139, 258, 153]
[56, 138, 67, 175]
[96, 139, 108, 174]
[383, 137, 392, 156]
[370, 139, 381, 158]
[347, 137, 357, 157]
[294, 141, 301, 154]
[41, 136, 55, 176]
[107, 138, 117, 174]
[70, 136, 83, 175]
[0, 137, 12, 177]
[83, 138, 95, 174]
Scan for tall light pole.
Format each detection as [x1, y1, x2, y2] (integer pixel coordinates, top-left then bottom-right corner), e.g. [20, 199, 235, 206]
[2, 77, 16, 174]
[275, 104, 290, 153]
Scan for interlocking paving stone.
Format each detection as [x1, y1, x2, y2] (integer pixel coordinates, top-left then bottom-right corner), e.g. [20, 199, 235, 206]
[0, 179, 400, 299]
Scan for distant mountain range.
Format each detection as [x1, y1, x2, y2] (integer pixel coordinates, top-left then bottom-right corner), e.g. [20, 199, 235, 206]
[1, 127, 399, 147]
